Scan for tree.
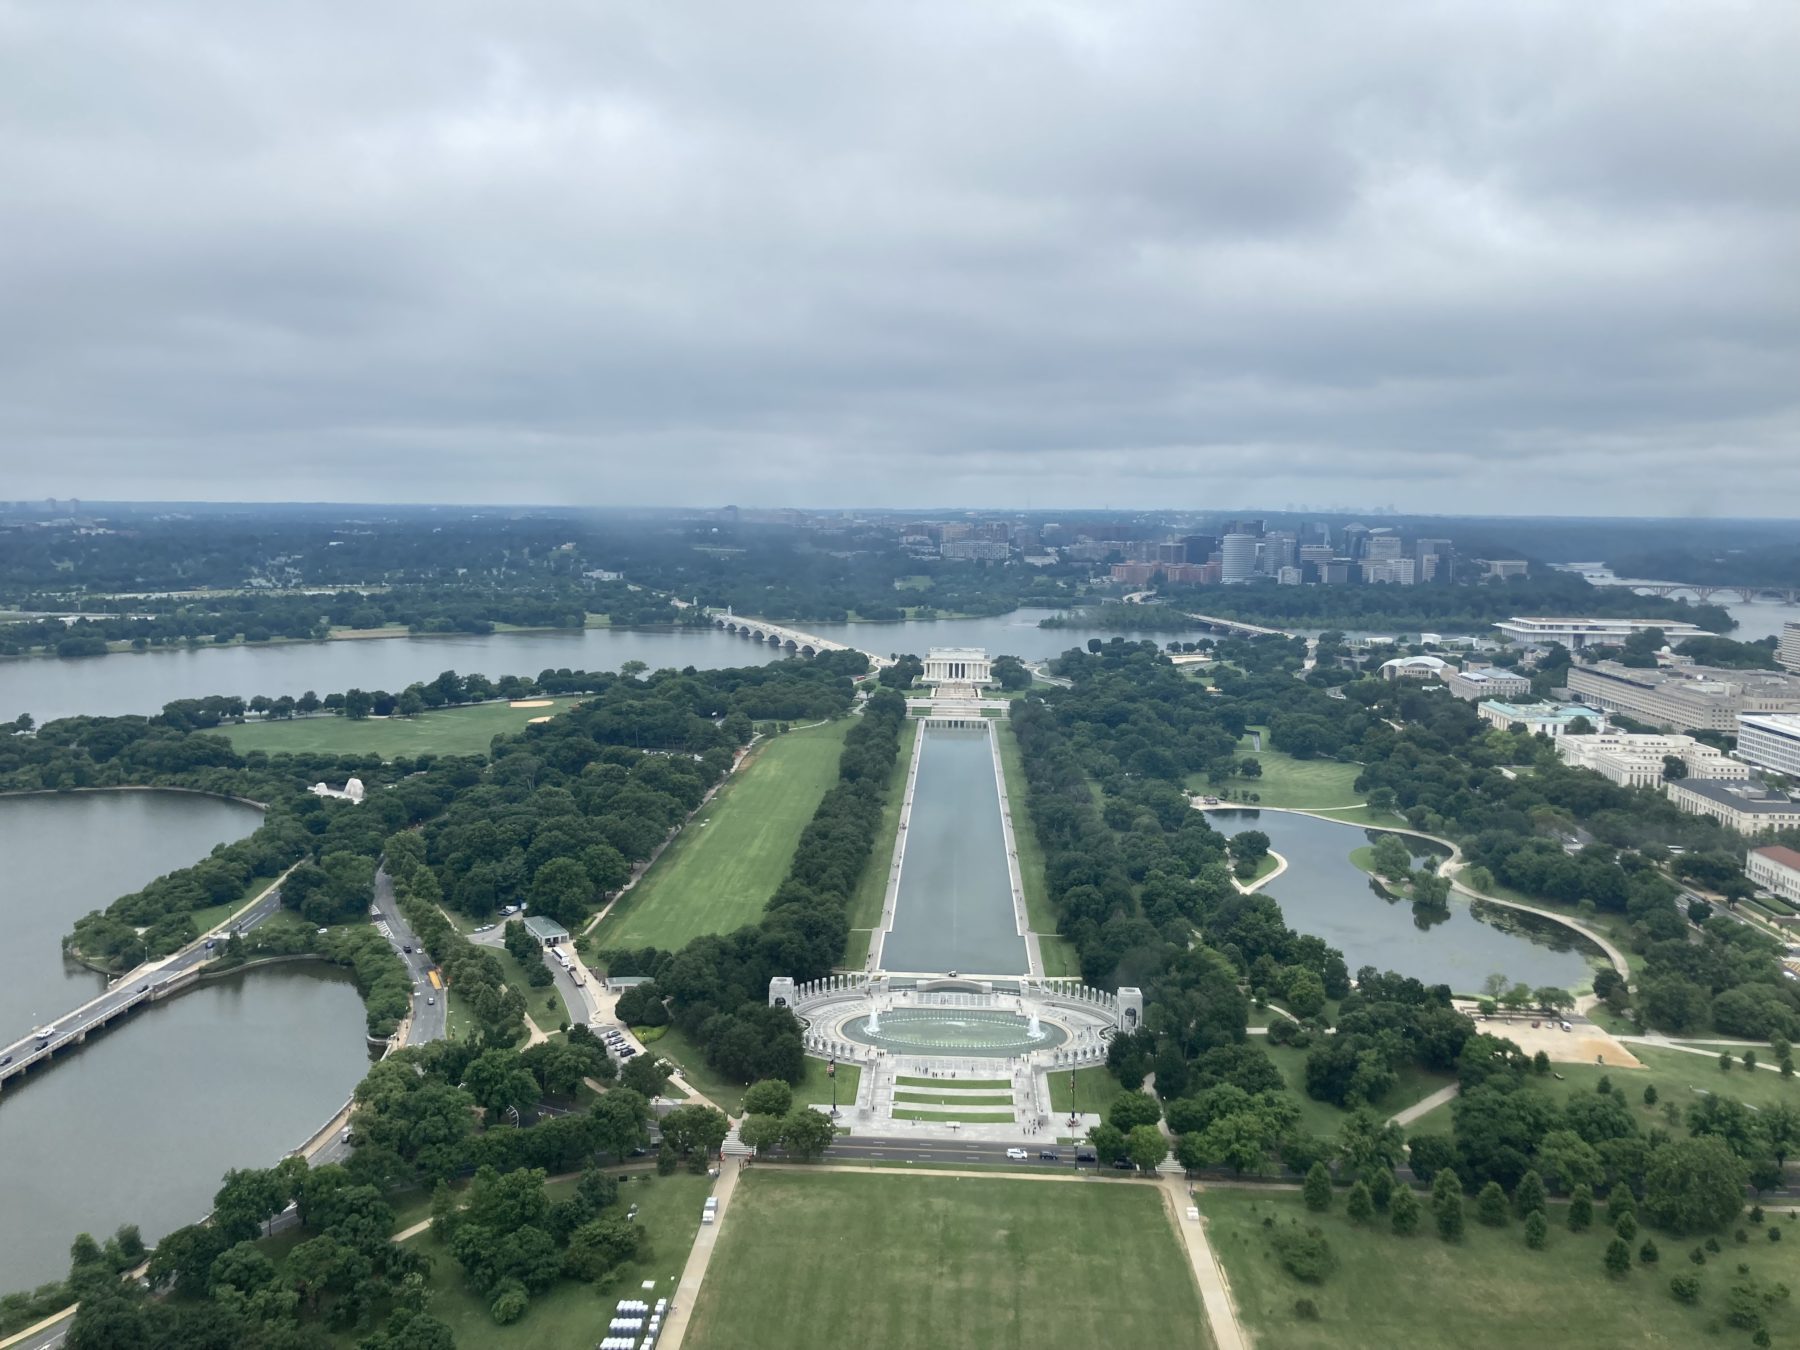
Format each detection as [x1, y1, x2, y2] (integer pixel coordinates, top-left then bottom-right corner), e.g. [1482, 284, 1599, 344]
[1432, 1170, 1464, 1241]
[739, 1114, 785, 1155]
[1477, 1181, 1509, 1227]
[1128, 1124, 1168, 1172]
[1569, 1184, 1594, 1231]
[590, 1088, 652, 1162]
[1089, 1123, 1127, 1164]
[1604, 1237, 1632, 1278]
[462, 1050, 542, 1117]
[564, 1215, 646, 1283]
[1390, 1184, 1421, 1235]
[1304, 1161, 1333, 1211]
[660, 1105, 730, 1163]
[1644, 1136, 1748, 1235]
[1370, 834, 1413, 881]
[1336, 1109, 1404, 1178]
[1346, 1180, 1374, 1224]
[620, 1054, 673, 1099]
[742, 1080, 794, 1118]
[1525, 1210, 1549, 1249]
[1107, 1091, 1163, 1133]
[780, 1108, 837, 1161]
[1670, 1273, 1702, 1304]
[1514, 1170, 1546, 1218]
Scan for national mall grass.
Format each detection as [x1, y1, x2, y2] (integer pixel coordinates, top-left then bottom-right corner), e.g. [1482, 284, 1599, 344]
[685, 1171, 1209, 1350]
[1206, 1187, 1800, 1350]
[1186, 730, 1364, 809]
[220, 698, 584, 759]
[594, 719, 852, 951]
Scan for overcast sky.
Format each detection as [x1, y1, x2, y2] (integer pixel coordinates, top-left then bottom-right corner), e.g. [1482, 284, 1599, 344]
[3, 1, 1797, 515]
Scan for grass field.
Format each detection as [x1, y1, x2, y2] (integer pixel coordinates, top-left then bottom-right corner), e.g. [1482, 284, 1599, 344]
[391, 1172, 709, 1349]
[892, 1106, 1017, 1121]
[1048, 1066, 1123, 1117]
[1187, 731, 1365, 810]
[685, 1171, 1209, 1350]
[997, 722, 1081, 977]
[593, 720, 852, 952]
[219, 698, 583, 759]
[846, 719, 918, 933]
[897, 1075, 1009, 1089]
[1259, 1044, 1455, 1138]
[892, 1091, 1016, 1106]
[1402, 1042, 1800, 1139]
[1204, 1186, 1800, 1350]
[647, 1022, 858, 1115]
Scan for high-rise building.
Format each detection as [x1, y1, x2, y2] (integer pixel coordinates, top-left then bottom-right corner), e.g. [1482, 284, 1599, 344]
[1364, 530, 1404, 561]
[1180, 534, 1219, 563]
[1220, 533, 1259, 584]
[1262, 531, 1298, 573]
[1780, 622, 1800, 676]
[1155, 541, 1188, 565]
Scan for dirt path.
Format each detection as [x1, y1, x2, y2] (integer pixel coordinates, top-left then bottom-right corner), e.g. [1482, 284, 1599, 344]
[1389, 1082, 1459, 1127]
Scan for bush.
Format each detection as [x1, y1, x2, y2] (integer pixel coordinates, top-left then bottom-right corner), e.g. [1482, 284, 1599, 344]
[1390, 1186, 1421, 1236]
[490, 1280, 529, 1324]
[1294, 1298, 1320, 1321]
[1604, 1238, 1632, 1279]
[1303, 1162, 1332, 1213]
[1669, 1274, 1701, 1305]
[1369, 1169, 1395, 1211]
[1639, 1240, 1659, 1265]
[1568, 1184, 1593, 1232]
[1524, 1211, 1548, 1250]
[1477, 1181, 1509, 1227]
[1615, 1212, 1638, 1242]
[1271, 1225, 1336, 1283]
[1346, 1181, 1374, 1224]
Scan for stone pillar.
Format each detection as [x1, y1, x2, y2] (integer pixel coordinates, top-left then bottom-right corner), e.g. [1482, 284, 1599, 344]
[769, 976, 796, 1009]
[1117, 987, 1143, 1033]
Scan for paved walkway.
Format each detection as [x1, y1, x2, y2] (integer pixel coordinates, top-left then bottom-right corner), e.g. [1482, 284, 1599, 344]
[653, 1159, 741, 1350]
[1163, 1176, 1248, 1350]
[1389, 1082, 1459, 1127]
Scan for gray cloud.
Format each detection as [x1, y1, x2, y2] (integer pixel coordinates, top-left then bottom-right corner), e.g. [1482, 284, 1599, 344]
[1, 0, 1796, 513]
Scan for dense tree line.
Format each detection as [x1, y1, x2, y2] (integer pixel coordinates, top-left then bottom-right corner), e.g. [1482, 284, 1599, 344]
[599, 689, 910, 1087]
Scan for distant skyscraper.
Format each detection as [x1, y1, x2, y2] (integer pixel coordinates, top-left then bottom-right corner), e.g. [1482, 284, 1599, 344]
[1364, 530, 1404, 561]
[1341, 523, 1370, 560]
[1220, 533, 1258, 584]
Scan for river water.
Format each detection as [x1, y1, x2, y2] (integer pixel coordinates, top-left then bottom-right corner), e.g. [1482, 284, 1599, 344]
[1210, 809, 1600, 993]
[0, 608, 1178, 724]
[879, 723, 1028, 975]
[0, 793, 370, 1293]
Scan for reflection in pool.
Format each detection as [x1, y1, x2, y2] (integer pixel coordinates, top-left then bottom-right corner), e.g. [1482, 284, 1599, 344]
[843, 1008, 1068, 1056]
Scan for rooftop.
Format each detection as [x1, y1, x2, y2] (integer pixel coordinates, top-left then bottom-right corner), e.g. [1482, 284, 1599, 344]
[523, 915, 570, 941]
[1481, 701, 1595, 722]
[1669, 779, 1800, 812]
[1739, 712, 1800, 735]
[1753, 845, 1800, 873]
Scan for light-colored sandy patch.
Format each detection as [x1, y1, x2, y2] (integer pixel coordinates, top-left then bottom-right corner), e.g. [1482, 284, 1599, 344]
[528, 715, 553, 724]
[1476, 1014, 1642, 1068]
[509, 699, 555, 708]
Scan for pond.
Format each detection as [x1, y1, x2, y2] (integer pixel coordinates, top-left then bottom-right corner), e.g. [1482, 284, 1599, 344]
[1208, 809, 1601, 994]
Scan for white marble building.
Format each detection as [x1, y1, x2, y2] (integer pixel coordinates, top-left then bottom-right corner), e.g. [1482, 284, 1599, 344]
[923, 647, 994, 686]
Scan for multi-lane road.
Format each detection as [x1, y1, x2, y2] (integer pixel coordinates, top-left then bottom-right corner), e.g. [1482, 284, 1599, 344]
[0, 884, 288, 1087]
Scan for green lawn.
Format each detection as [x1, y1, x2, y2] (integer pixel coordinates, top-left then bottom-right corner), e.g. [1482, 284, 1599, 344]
[686, 1171, 1209, 1350]
[892, 1092, 1016, 1107]
[1048, 1066, 1122, 1116]
[219, 698, 583, 759]
[1402, 1043, 1800, 1139]
[646, 1023, 856, 1116]
[593, 719, 853, 951]
[1204, 1186, 1800, 1350]
[394, 1172, 710, 1349]
[1259, 1044, 1454, 1139]
[997, 722, 1081, 977]
[1187, 731, 1365, 809]
[897, 1075, 1009, 1089]
[892, 1106, 1016, 1121]
[845, 719, 918, 932]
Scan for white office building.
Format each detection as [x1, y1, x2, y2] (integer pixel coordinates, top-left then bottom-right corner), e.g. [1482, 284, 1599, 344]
[1781, 622, 1800, 676]
[1747, 846, 1800, 907]
[1220, 533, 1259, 584]
[1737, 712, 1800, 779]
[1665, 779, 1800, 835]
[1494, 616, 1710, 649]
[1444, 666, 1532, 702]
[1476, 702, 1600, 738]
[1557, 731, 1749, 789]
[1569, 662, 1800, 733]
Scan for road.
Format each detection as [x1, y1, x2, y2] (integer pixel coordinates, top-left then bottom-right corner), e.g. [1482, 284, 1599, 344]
[371, 868, 446, 1048]
[0, 884, 287, 1087]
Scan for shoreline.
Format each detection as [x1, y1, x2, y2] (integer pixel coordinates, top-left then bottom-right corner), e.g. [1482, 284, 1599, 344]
[0, 784, 269, 811]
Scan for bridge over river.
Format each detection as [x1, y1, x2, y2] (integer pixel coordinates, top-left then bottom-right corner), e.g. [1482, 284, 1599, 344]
[707, 611, 892, 669]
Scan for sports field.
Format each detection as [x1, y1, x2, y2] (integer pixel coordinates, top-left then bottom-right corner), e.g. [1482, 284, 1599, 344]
[592, 719, 852, 951]
[684, 1171, 1209, 1350]
[219, 698, 582, 759]
[1205, 1187, 1800, 1350]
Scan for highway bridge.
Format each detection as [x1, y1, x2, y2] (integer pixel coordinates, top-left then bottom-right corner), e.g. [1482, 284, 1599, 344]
[0, 884, 288, 1094]
[1179, 611, 1292, 639]
[708, 611, 892, 669]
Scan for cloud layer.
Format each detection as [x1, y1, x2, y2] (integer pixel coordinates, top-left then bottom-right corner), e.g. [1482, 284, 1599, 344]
[3, 0, 1797, 513]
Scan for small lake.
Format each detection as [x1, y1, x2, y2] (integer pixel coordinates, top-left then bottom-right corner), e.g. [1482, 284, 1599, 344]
[0, 608, 1194, 724]
[0, 792, 264, 1034]
[1209, 809, 1600, 993]
[0, 791, 368, 1293]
